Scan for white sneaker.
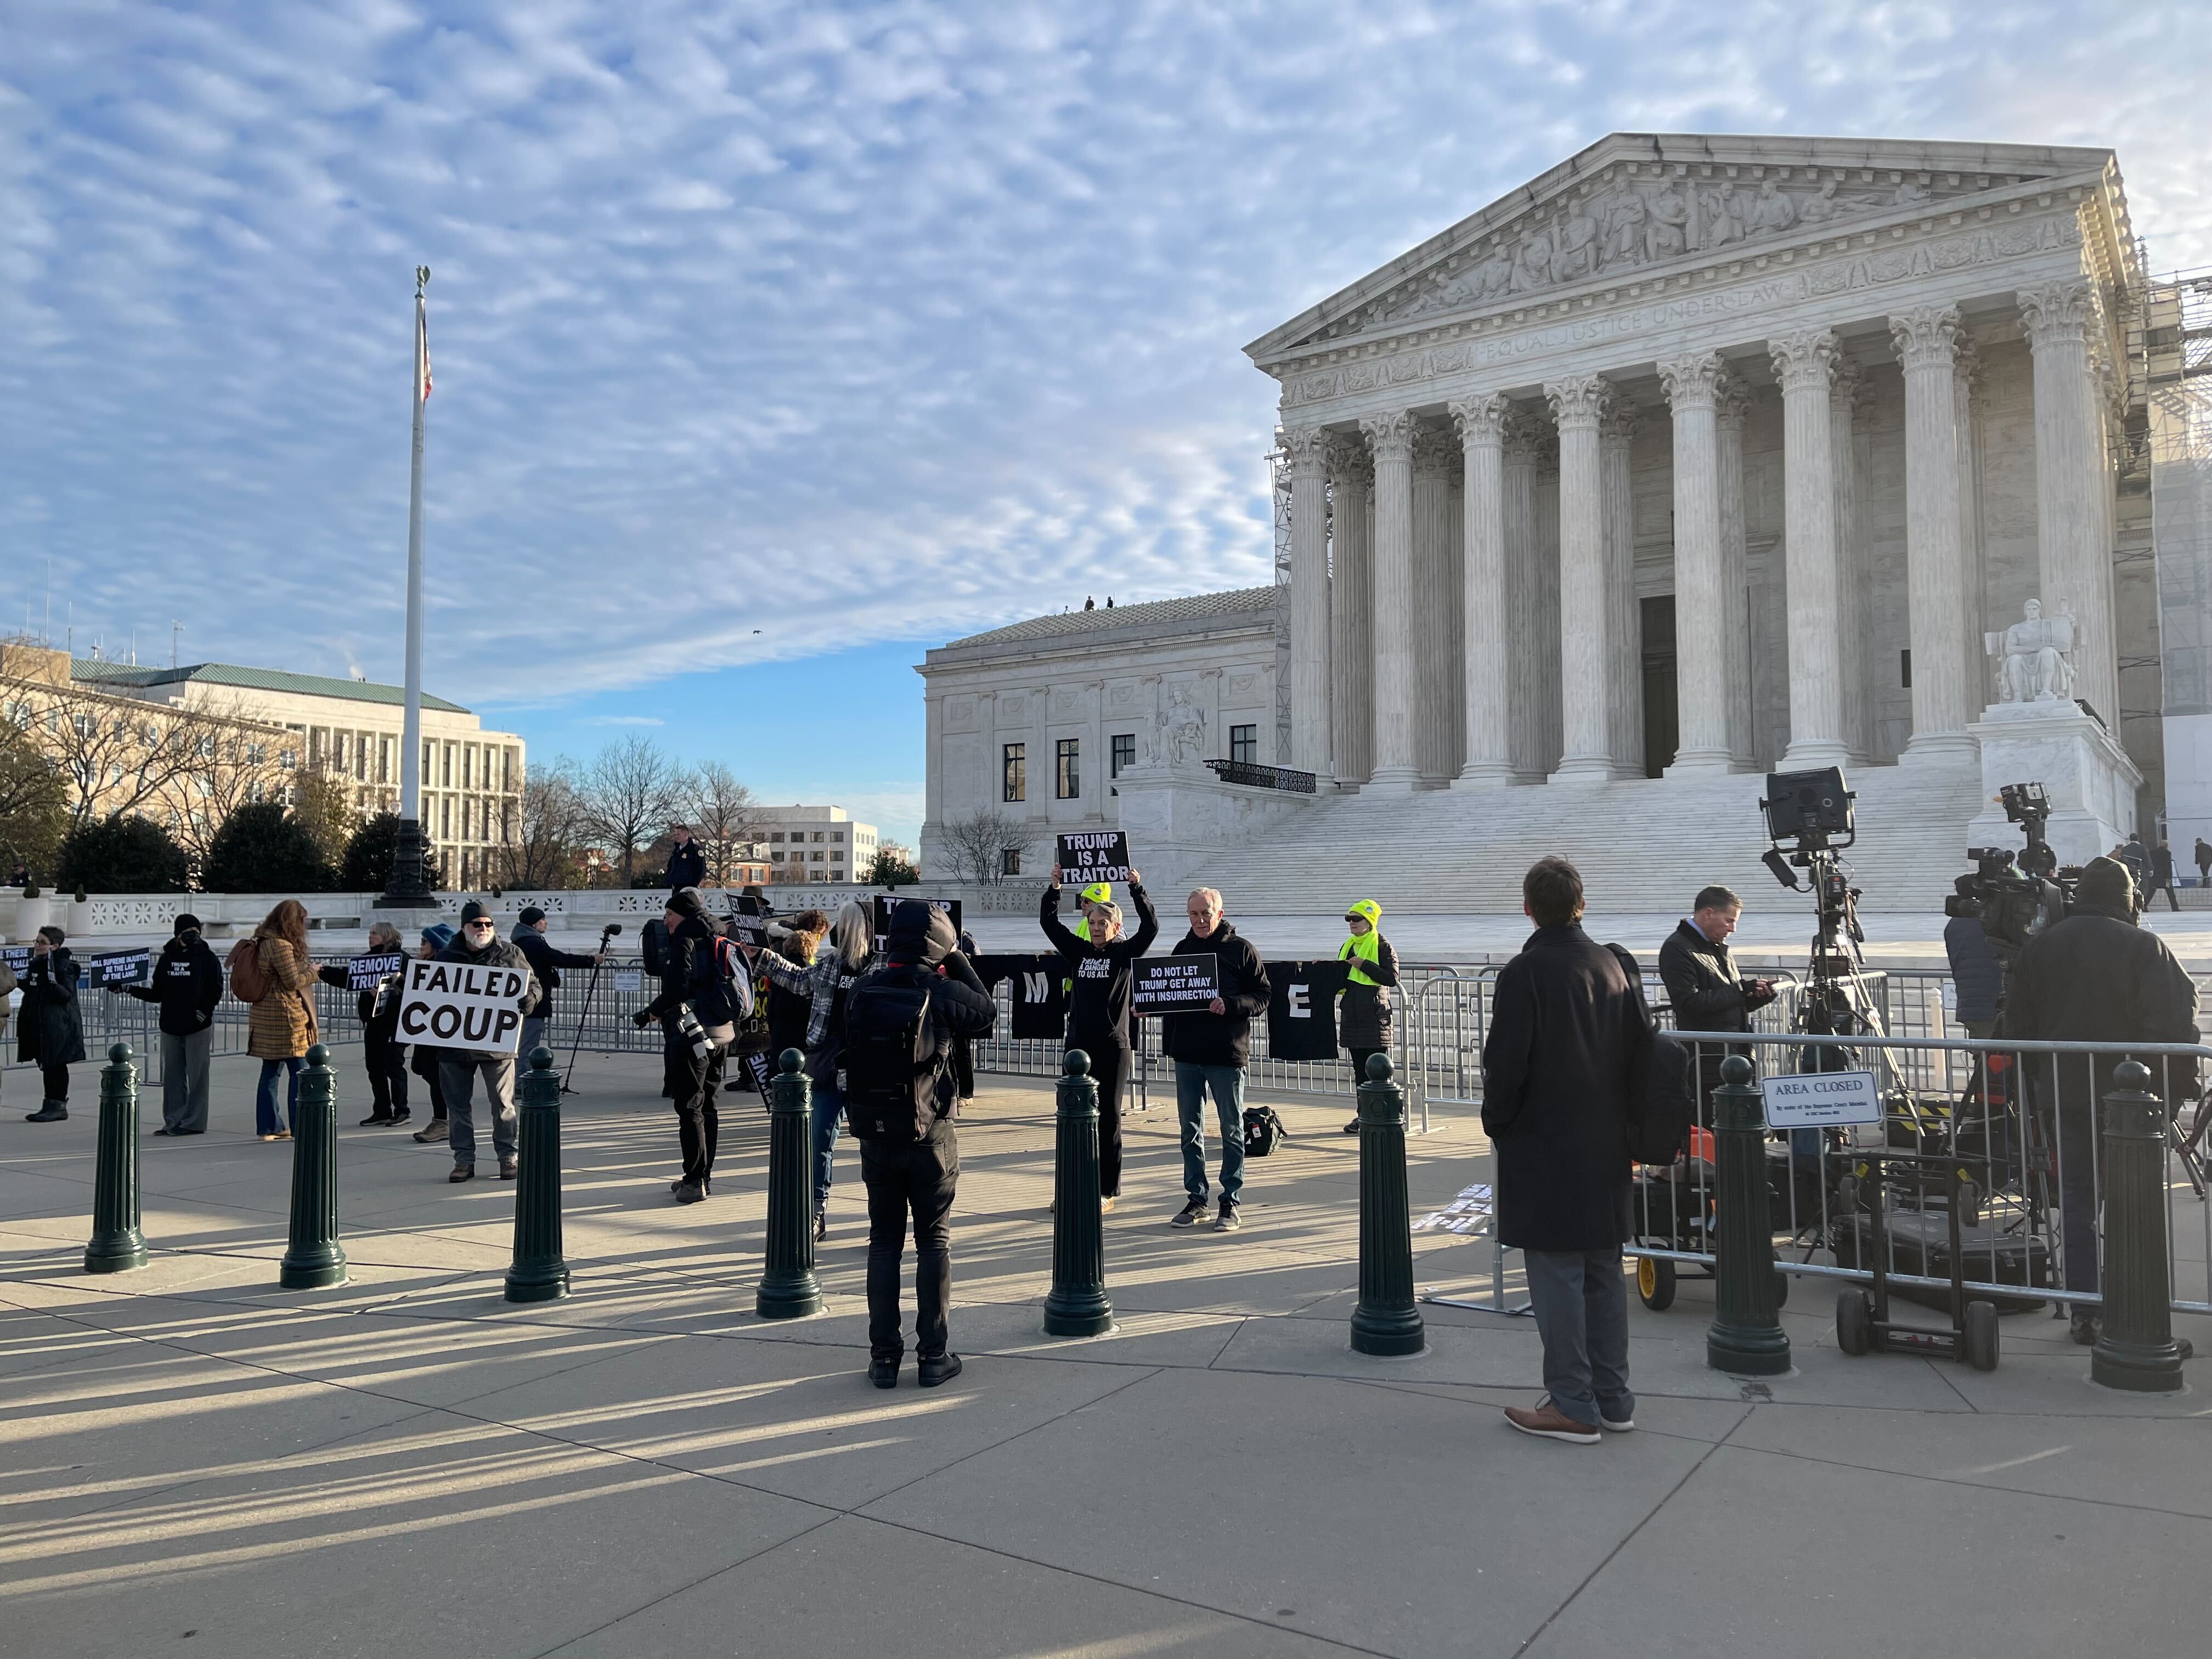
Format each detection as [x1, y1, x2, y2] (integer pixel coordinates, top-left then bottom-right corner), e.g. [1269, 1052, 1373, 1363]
[1600, 1414, 1635, 1433]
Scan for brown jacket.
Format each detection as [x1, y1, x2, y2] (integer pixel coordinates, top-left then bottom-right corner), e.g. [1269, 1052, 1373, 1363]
[246, 932, 319, 1059]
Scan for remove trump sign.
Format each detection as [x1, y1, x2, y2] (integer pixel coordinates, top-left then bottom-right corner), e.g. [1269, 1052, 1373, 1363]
[397, 958, 531, 1053]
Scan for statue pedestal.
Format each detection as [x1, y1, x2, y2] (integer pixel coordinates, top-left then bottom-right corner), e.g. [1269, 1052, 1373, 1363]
[1966, 701, 2141, 866]
[1114, 765, 1316, 894]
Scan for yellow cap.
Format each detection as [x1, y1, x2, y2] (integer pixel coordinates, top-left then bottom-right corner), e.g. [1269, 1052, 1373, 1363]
[1080, 882, 1113, 906]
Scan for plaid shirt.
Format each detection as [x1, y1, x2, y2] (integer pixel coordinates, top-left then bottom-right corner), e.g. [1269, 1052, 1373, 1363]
[754, 946, 859, 1052]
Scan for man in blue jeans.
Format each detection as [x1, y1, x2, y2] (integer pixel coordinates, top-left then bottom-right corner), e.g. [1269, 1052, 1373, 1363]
[1159, 887, 1269, 1233]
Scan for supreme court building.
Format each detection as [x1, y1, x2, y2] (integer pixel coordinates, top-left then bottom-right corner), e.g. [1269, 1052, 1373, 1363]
[923, 135, 2203, 908]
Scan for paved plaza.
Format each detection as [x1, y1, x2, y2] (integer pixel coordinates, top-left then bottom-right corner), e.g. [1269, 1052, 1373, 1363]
[3, 1051, 2209, 1658]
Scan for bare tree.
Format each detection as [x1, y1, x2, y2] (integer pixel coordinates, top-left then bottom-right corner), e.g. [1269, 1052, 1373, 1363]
[938, 809, 1029, 885]
[0, 643, 292, 859]
[688, 760, 762, 887]
[500, 758, 590, 890]
[578, 735, 688, 887]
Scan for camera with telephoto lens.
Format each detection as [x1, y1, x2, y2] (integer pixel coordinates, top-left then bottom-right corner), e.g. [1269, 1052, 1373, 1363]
[674, 1007, 713, 1063]
[1949, 782, 2075, 972]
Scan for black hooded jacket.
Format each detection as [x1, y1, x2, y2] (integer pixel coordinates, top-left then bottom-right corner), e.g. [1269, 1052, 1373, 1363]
[125, 932, 225, 1036]
[1999, 900, 2201, 1104]
[1040, 883, 1158, 1049]
[1158, 921, 1269, 1068]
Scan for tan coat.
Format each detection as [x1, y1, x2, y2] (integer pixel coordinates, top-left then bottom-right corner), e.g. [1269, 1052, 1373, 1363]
[245, 932, 319, 1060]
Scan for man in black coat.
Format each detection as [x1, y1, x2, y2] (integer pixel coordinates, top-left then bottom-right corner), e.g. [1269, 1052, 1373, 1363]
[1159, 886, 1269, 1232]
[2000, 855, 2200, 1343]
[663, 825, 707, 892]
[1482, 857, 1651, 1444]
[2152, 839, 2179, 912]
[512, 906, 607, 1059]
[1656, 884, 1776, 1102]
[847, 899, 997, 1389]
[2195, 837, 2212, 890]
[115, 913, 224, 1135]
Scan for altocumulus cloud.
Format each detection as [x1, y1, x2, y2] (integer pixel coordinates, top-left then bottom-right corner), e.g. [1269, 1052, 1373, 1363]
[5, 1, 2211, 708]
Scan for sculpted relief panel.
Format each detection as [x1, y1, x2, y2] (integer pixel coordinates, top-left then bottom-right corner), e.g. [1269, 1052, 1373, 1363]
[1281, 210, 2082, 410]
[1300, 166, 2045, 350]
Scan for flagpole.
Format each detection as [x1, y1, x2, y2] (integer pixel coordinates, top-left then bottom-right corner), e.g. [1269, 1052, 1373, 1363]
[379, 264, 436, 910]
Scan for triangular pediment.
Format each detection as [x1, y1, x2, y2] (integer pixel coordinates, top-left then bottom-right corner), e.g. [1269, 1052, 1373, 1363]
[1248, 133, 2121, 364]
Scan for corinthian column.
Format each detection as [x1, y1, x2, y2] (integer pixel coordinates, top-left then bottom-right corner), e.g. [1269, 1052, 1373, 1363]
[1362, 411, 1421, 791]
[1889, 306, 1975, 760]
[1504, 413, 1548, 782]
[1954, 338, 1987, 709]
[1412, 425, 1457, 785]
[1547, 375, 1614, 782]
[1717, 373, 1756, 765]
[1451, 394, 1514, 785]
[1770, 328, 1850, 768]
[1283, 426, 1334, 781]
[1659, 351, 1731, 773]
[1601, 396, 1643, 777]
[1327, 435, 1373, 786]
[2019, 280, 2118, 724]
[1829, 353, 1871, 762]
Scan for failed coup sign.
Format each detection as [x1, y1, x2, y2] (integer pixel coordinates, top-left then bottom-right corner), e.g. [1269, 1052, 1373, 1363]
[397, 958, 529, 1053]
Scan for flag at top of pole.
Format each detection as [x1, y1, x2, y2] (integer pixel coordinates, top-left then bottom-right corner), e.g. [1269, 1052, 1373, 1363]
[417, 292, 432, 402]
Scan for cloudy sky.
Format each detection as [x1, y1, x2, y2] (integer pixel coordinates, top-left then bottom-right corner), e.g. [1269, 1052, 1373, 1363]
[6, 1, 2209, 848]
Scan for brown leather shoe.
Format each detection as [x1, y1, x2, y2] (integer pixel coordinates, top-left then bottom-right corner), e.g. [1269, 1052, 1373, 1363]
[1503, 1400, 1600, 1444]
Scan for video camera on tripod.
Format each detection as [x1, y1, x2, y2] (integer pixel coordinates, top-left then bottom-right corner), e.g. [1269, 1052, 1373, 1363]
[1758, 767, 1882, 1066]
[1948, 783, 2073, 962]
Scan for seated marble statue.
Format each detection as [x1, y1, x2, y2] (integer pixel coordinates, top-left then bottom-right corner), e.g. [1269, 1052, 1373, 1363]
[1987, 597, 2077, 704]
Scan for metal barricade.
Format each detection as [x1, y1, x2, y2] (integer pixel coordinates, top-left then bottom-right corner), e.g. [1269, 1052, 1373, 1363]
[1623, 1030, 2212, 1320]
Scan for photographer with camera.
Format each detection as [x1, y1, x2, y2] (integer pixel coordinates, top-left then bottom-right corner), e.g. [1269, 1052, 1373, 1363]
[1657, 885, 1775, 1099]
[634, 887, 736, 1204]
[1999, 855, 2200, 1344]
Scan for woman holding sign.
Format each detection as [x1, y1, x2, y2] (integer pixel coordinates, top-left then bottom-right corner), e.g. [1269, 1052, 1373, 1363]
[1336, 899, 1401, 1135]
[1039, 866, 1156, 1211]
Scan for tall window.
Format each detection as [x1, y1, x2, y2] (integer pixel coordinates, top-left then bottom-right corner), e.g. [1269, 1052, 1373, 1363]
[1110, 733, 1135, 778]
[1000, 846, 1022, 877]
[1056, 737, 1080, 799]
[1002, 742, 1026, 803]
[1230, 724, 1257, 764]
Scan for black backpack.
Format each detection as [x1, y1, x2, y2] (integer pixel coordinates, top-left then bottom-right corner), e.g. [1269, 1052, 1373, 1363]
[1605, 943, 1691, 1165]
[842, 972, 947, 1142]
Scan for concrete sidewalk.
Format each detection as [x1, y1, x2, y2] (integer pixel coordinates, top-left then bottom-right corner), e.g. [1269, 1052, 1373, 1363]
[2, 1050, 2208, 1659]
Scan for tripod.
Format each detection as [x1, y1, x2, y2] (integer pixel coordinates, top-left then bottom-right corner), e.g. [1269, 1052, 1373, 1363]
[562, 922, 623, 1097]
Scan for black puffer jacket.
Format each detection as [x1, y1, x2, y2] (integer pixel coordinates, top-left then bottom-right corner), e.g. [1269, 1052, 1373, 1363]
[1337, 935, 1400, 1049]
[15, 948, 86, 1067]
[2000, 901, 2201, 1105]
[125, 934, 224, 1036]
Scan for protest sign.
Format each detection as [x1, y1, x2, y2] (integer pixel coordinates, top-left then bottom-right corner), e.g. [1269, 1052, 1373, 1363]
[396, 957, 529, 1053]
[727, 914, 769, 946]
[89, 949, 152, 989]
[1760, 1069, 1882, 1131]
[1, 945, 31, 977]
[1132, 953, 1219, 1015]
[871, 895, 963, 941]
[347, 951, 407, 992]
[1057, 831, 1132, 885]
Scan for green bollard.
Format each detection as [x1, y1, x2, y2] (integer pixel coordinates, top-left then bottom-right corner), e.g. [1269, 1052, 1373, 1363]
[2092, 1060, 2186, 1392]
[1351, 1052, 1425, 1356]
[84, 1043, 148, 1274]
[757, 1048, 823, 1319]
[505, 1046, 572, 1304]
[1707, 1053, 1791, 1375]
[279, 1045, 348, 1289]
[1044, 1048, 1113, 1337]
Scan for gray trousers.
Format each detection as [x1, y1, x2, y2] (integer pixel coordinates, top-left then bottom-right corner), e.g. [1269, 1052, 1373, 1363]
[438, 1055, 518, 1166]
[160, 1028, 214, 1133]
[1523, 1247, 1635, 1428]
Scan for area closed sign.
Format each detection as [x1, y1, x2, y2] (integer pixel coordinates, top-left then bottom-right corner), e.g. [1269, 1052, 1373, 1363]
[397, 958, 529, 1053]
[1759, 1069, 1882, 1130]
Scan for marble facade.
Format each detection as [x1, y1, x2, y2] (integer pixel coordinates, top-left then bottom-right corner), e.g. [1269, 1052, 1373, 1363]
[1256, 134, 2152, 818]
